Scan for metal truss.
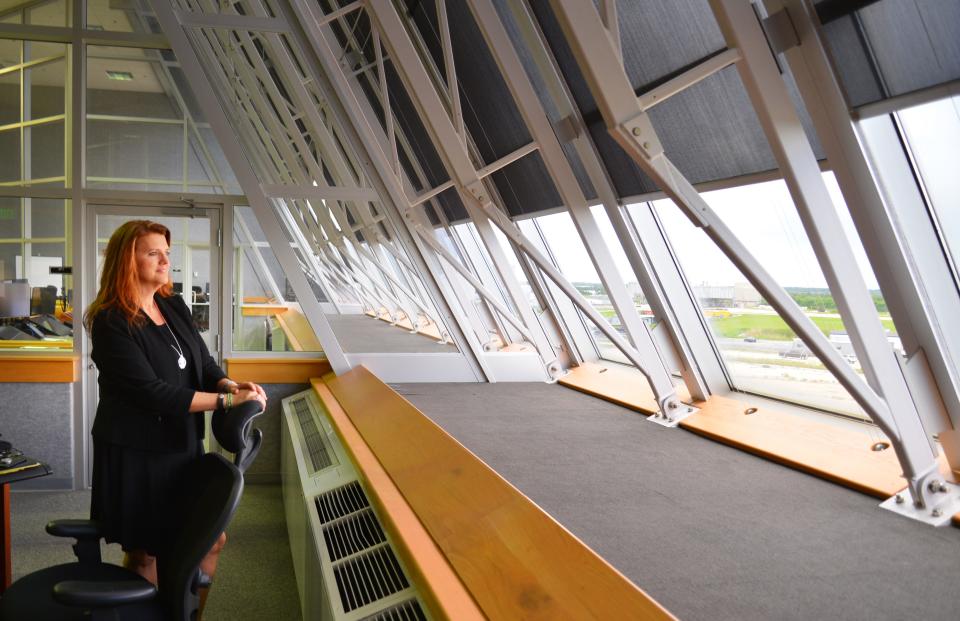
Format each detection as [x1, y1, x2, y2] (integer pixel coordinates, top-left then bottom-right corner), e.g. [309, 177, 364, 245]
[157, 0, 466, 344]
[547, 0, 953, 518]
[289, 0, 703, 400]
[763, 0, 960, 461]
[287, 0, 563, 378]
[151, 0, 353, 373]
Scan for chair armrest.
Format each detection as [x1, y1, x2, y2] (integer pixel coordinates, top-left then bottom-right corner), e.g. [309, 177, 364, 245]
[47, 519, 104, 564]
[53, 580, 157, 608]
[46, 519, 102, 540]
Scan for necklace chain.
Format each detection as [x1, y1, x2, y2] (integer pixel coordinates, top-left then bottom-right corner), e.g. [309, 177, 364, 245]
[154, 305, 187, 371]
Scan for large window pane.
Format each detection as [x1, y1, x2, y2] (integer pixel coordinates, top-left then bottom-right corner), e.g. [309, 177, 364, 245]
[232, 205, 322, 352]
[29, 198, 65, 239]
[28, 58, 66, 119]
[86, 118, 182, 185]
[647, 174, 889, 419]
[27, 120, 65, 183]
[26, 0, 68, 27]
[0, 199, 72, 350]
[533, 211, 627, 364]
[87, 0, 160, 33]
[0, 69, 18, 126]
[86, 45, 237, 193]
[0, 39, 66, 188]
[897, 96, 960, 280]
[0, 196, 20, 238]
[0, 127, 19, 182]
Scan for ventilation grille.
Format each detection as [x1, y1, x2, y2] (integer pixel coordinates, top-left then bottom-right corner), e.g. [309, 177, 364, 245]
[316, 481, 370, 523]
[334, 547, 410, 613]
[323, 508, 387, 562]
[360, 599, 427, 621]
[291, 397, 334, 472]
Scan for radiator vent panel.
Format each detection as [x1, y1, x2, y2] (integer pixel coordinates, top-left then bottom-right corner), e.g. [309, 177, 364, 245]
[291, 397, 335, 472]
[334, 547, 410, 613]
[316, 481, 369, 524]
[360, 599, 427, 621]
[323, 508, 386, 562]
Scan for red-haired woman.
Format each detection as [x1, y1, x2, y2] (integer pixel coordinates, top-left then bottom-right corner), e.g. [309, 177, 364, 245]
[84, 220, 266, 607]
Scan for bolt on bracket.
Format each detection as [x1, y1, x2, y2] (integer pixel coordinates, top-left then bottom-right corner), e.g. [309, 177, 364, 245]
[647, 402, 699, 428]
[880, 482, 960, 527]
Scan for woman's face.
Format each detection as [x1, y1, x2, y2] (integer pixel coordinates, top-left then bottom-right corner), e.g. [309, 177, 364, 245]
[135, 233, 171, 291]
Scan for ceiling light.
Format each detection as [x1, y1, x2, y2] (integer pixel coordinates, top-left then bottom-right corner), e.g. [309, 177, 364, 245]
[106, 70, 134, 81]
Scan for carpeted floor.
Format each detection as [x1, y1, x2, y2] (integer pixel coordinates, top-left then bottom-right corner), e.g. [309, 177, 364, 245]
[391, 381, 960, 621]
[7, 484, 301, 621]
[324, 313, 456, 353]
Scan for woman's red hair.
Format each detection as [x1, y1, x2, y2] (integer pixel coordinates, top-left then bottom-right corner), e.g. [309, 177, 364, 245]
[83, 220, 173, 331]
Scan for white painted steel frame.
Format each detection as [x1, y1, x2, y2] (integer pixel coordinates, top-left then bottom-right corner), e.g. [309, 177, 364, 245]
[386, 4, 560, 363]
[364, 0, 684, 402]
[186, 0, 454, 342]
[272, 0, 493, 380]
[765, 0, 960, 438]
[464, 0, 688, 406]
[473, 0, 713, 401]
[150, 0, 351, 374]
[548, 0, 944, 510]
[316, 1, 536, 354]
[289, 0, 545, 381]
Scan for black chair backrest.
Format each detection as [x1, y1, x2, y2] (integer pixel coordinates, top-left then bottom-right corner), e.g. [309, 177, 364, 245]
[212, 401, 264, 472]
[157, 453, 243, 621]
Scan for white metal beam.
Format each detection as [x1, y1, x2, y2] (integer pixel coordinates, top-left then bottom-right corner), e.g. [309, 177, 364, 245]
[150, 0, 351, 374]
[549, 0, 947, 513]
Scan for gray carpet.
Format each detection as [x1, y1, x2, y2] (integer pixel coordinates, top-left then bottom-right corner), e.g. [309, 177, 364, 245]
[391, 382, 960, 621]
[324, 313, 457, 353]
[7, 484, 301, 621]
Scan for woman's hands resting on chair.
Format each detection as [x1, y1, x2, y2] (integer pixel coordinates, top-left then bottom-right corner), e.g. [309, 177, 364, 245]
[222, 380, 267, 410]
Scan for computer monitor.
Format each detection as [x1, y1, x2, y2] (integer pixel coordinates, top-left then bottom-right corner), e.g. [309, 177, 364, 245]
[31, 285, 57, 315]
[0, 281, 30, 318]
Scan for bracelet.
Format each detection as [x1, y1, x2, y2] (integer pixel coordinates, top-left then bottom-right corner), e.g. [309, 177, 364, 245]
[225, 392, 234, 409]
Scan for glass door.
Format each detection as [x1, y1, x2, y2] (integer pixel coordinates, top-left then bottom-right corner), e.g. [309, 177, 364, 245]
[84, 204, 221, 483]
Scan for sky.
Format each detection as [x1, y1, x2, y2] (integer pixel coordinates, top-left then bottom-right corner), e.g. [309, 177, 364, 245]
[526, 172, 882, 292]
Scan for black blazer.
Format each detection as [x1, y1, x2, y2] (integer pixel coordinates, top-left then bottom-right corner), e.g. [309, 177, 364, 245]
[91, 293, 226, 452]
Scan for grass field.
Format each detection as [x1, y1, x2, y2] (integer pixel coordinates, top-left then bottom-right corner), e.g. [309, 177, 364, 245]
[709, 313, 896, 341]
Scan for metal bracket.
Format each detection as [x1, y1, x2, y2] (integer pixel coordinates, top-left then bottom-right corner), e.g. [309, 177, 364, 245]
[554, 114, 581, 143]
[760, 9, 800, 55]
[647, 403, 699, 428]
[880, 481, 960, 527]
[612, 112, 664, 160]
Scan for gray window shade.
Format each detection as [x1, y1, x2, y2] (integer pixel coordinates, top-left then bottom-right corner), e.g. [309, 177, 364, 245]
[525, 0, 823, 201]
[817, 0, 960, 107]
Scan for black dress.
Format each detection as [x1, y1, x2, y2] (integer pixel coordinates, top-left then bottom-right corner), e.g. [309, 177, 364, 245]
[90, 295, 223, 556]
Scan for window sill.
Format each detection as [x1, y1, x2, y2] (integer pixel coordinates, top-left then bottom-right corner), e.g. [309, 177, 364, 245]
[559, 361, 958, 525]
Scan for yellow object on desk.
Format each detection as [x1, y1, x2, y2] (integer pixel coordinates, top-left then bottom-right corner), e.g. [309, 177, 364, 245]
[0, 463, 40, 477]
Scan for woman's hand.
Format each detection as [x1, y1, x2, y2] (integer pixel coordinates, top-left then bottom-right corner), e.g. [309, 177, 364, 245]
[234, 381, 267, 400]
[233, 388, 267, 410]
[222, 379, 266, 400]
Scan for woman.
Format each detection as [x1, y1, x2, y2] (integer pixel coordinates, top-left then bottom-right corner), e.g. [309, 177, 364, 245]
[84, 220, 266, 607]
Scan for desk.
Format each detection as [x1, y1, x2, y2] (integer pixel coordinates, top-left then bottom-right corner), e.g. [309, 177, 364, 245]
[0, 459, 52, 593]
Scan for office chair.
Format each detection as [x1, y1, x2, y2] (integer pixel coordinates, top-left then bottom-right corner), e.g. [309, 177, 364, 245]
[0, 401, 264, 621]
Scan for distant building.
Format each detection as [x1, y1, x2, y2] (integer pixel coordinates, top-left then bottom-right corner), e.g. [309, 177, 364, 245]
[693, 284, 733, 307]
[692, 281, 761, 308]
[733, 282, 762, 307]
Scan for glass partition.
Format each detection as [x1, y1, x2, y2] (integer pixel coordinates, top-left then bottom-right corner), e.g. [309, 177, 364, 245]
[86, 45, 239, 194]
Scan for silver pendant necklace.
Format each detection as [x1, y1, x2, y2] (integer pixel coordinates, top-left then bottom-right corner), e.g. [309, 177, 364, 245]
[157, 307, 187, 370]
